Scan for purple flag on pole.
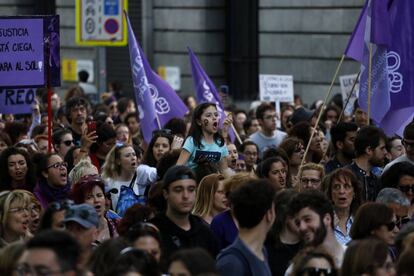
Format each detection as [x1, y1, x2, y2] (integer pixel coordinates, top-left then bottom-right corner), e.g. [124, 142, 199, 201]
[188, 47, 235, 142]
[125, 13, 157, 143]
[137, 46, 188, 130]
[345, 0, 414, 136]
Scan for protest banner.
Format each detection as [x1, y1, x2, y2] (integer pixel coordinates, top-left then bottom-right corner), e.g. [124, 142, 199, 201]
[339, 74, 359, 116]
[0, 88, 35, 114]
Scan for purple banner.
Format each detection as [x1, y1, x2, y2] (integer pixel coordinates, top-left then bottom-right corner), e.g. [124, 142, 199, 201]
[45, 15, 61, 87]
[0, 18, 44, 87]
[0, 88, 36, 114]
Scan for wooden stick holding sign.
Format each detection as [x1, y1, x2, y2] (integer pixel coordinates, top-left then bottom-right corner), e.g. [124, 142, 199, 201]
[299, 55, 346, 176]
[338, 71, 360, 123]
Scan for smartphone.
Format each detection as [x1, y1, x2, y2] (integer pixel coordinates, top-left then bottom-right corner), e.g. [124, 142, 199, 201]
[87, 120, 97, 133]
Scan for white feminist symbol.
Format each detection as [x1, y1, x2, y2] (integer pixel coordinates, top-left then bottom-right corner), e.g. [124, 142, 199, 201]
[387, 51, 403, 94]
[149, 84, 170, 115]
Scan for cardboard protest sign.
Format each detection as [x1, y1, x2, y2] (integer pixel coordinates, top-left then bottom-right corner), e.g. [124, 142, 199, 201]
[259, 74, 294, 102]
[0, 88, 36, 114]
[0, 15, 60, 88]
[339, 74, 359, 116]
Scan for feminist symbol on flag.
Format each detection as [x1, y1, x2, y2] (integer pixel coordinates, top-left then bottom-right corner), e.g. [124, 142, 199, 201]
[202, 81, 223, 117]
[149, 84, 170, 115]
[387, 51, 403, 94]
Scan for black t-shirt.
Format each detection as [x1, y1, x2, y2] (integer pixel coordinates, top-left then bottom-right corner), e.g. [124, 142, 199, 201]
[266, 241, 302, 276]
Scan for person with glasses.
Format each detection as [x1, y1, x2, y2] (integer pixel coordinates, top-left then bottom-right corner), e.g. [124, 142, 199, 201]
[279, 137, 305, 184]
[33, 153, 71, 209]
[0, 190, 33, 248]
[15, 230, 81, 276]
[383, 122, 414, 173]
[256, 156, 291, 191]
[248, 102, 287, 159]
[0, 147, 36, 192]
[381, 161, 414, 206]
[299, 163, 325, 191]
[350, 202, 400, 260]
[342, 238, 396, 276]
[65, 96, 90, 146]
[291, 247, 338, 276]
[37, 199, 74, 231]
[239, 140, 259, 173]
[324, 168, 362, 245]
[376, 188, 411, 233]
[52, 128, 74, 159]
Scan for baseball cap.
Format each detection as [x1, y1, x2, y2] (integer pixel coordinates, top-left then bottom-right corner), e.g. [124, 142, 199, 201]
[63, 203, 99, 229]
[162, 165, 196, 189]
[290, 107, 314, 126]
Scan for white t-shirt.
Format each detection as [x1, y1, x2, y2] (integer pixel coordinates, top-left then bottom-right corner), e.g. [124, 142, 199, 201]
[105, 164, 157, 208]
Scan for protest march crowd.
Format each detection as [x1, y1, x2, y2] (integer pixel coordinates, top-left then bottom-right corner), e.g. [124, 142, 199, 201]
[1, 1, 414, 276]
[0, 82, 414, 276]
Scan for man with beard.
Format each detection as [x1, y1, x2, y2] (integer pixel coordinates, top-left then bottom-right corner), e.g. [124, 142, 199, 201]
[65, 96, 89, 146]
[383, 122, 414, 173]
[346, 126, 387, 202]
[287, 190, 345, 270]
[325, 122, 358, 174]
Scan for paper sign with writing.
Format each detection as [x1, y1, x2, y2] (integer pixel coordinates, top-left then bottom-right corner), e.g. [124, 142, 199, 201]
[259, 74, 294, 102]
[0, 88, 36, 114]
[339, 74, 359, 116]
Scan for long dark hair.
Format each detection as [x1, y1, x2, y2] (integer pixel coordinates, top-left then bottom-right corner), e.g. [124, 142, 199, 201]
[187, 103, 224, 149]
[0, 147, 36, 192]
[142, 132, 173, 167]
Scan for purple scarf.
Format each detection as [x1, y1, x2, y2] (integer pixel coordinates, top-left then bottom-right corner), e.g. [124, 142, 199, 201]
[33, 178, 71, 209]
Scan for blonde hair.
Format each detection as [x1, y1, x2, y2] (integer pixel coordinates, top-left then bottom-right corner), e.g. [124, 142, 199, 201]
[298, 162, 325, 191]
[223, 172, 257, 199]
[101, 144, 133, 179]
[0, 190, 32, 237]
[115, 123, 132, 144]
[69, 159, 99, 185]
[193, 174, 225, 218]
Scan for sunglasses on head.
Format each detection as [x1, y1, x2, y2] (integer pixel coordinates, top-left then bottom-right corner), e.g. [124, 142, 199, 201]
[398, 185, 414, 193]
[298, 267, 337, 276]
[49, 199, 74, 211]
[152, 128, 172, 137]
[61, 140, 74, 146]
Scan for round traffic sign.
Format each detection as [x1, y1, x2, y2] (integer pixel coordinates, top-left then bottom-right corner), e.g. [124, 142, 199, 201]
[104, 18, 119, 34]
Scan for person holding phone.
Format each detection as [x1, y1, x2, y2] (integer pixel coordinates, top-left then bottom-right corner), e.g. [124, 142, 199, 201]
[66, 96, 90, 146]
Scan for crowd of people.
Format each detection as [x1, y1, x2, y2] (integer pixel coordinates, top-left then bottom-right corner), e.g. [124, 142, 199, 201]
[0, 82, 414, 276]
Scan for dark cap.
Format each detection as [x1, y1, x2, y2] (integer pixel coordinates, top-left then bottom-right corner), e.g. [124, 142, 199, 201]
[162, 165, 196, 189]
[290, 107, 314, 126]
[63, 203, 99, 229]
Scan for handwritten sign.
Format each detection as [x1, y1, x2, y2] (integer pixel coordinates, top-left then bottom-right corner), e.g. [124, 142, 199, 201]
[0, 88, 36, 114]
[259, 74, 294, 102]
[0, 15, 60, 88]
[339, 74, 359, 116]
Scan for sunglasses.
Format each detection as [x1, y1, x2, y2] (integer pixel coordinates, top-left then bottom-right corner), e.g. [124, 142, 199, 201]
[397, 216, 411, 228]
[152, 128, 172, 137]
[47, 161, 68, 169]
[61, 140, 74, 146]
[398, 185, 414, 193]
[298, 267, 337, 276]
[49, 200, 74, 211]
[385, 221, 398, 231]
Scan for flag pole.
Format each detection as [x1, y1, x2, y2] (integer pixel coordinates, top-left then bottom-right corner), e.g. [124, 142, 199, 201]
[155, 114, 162, 130]
[299, 54, 345, 175]
[230, 123, 242, 144]
[338, 71, 360, 123]
[367, 43, 373, 126]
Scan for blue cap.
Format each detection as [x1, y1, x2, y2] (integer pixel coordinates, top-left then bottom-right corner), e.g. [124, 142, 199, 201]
[63, 203, 99, 229]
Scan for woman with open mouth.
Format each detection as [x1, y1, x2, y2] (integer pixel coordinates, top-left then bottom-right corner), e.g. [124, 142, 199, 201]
[71, 174, 119, 243]
[256, 156, 291, 192]
[0, 147, 37, 192]
[0, 190, 33, 248]
[33, 153, 71, 209]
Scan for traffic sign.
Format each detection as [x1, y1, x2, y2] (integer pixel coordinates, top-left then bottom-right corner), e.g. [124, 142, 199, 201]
[75, 0, 128, 46]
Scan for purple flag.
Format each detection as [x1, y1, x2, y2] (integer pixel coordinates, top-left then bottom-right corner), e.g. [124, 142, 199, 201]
[344, 1, 368, 62]
[137, 46, 188, 130]
[188, 47, 235, 142]
[125, 13, 157, 143]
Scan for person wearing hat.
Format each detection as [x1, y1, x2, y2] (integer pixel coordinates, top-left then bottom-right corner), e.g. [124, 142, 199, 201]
[249, 103, 287, 158]
[149, 165, 219, 261]
[64, 203, 99, 268]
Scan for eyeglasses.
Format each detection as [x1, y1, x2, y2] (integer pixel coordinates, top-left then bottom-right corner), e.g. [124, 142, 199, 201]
[14, 263, 67, 276]
[398, 185, 414, 193]
[61, 140, 73, 146]
[300, 178, 321, 184]
[402, 139, 414, 148]
[9, 206, 30, 214]
[385, 221, 398, 231]
[152, 128, 172, 137]
[49, 199, 74, 211]
[298, 267, 337, 276]
[397, 216, 411, 228]
[47, 162, 68, 169]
